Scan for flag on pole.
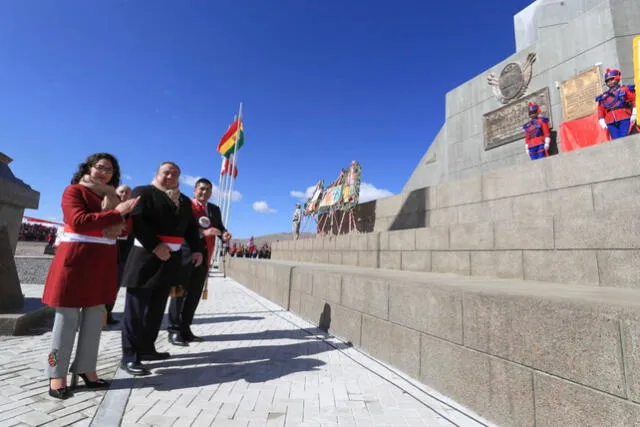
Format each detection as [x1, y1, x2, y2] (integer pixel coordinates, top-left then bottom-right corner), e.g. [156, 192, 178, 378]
[220, 156, 238, 178]
[217, 118, 244, 158]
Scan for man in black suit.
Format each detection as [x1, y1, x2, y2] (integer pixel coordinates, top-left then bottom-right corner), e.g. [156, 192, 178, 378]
[120, 162, 204, 376]
[167, 177, 231, 345]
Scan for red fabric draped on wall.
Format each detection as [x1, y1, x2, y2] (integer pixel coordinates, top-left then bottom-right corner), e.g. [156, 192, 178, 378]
[559, 112, 610, 153]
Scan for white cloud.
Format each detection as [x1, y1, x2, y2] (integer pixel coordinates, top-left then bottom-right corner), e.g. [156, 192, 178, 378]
[180, 174, 200, 187]
[358, 182, 393, 203]
[180, 174, 243, 202]
[214, 186, 243, 202]
[122, 174, 133, 181]
[290, 185, 318, 200]
[252, 201, 277, 214]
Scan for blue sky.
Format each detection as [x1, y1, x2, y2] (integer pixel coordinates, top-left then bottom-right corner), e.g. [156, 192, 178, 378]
[1, 0, 533, 238]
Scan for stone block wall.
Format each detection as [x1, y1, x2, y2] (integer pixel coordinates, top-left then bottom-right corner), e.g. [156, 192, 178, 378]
[226, 257, 640, 426]
[404, 0, 640, 191]
[296, 135, 640, 289]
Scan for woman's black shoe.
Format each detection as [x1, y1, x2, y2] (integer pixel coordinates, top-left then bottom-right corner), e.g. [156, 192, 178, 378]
[48, 385, 73, 400]
[72, 373, 110, 389]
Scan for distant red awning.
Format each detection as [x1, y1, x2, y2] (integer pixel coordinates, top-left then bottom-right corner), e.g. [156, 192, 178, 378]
[22, 216, 63, 226]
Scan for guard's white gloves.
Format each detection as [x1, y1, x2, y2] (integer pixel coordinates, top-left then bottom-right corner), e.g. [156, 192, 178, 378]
[599, 118, 608, 129]
[544, 137, 550, 150]
[525, 145, 529, 155]
[631, 108, 637, 124]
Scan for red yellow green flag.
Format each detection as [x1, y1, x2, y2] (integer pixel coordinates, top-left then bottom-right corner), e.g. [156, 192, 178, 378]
[217, 119, 244, 158]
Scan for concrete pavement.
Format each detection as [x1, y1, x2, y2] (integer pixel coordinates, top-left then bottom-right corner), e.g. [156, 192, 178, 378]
[0, 276, 492, 427]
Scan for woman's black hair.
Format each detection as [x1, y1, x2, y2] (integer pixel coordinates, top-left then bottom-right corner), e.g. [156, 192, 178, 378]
[71, 153, 121, 188]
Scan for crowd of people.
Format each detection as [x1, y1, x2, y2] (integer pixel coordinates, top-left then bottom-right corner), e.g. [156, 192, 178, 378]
[41, 153, 232, 400]
[227, 239, 271, 259]
[19, 222, 57, 243]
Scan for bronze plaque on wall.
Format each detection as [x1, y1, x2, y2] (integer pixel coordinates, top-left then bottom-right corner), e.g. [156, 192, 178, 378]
[560, 66, 603, 122]
[483, 87, 552, 150]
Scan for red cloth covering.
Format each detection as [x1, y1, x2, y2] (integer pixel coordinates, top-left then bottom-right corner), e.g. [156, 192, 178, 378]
[559, 112, 611, 153]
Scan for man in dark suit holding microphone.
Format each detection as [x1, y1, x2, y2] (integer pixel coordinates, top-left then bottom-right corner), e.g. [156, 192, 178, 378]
[168, 178, 231, 345]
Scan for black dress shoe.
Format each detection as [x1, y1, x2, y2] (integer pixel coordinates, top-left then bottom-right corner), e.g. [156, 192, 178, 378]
[184, 333, 204, 342]
[49, 385, 73, 400]
[106, 316, 119, 325]
[140, 351, 171, 361]
[168, 332, 189, 347]
[121, 361, 150, 376]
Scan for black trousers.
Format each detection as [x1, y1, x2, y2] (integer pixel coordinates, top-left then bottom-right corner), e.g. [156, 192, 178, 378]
[106, 239, 132, 315]
[121, 285, 170, 363]
[168, 260, 208, 336]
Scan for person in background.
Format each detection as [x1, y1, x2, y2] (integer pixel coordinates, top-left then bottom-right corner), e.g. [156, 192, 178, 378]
[168, 178, 231, 346]
[292, 204, 302, 240]
[596, 68, 636, 140]
[42, 153, 139, 399]
[104, 185, 134, 326]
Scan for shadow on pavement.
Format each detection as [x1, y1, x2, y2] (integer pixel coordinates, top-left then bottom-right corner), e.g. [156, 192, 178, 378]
[198, 328, 327, 342]
[190, 315, 265, 325]
[107, 338, 349, 391]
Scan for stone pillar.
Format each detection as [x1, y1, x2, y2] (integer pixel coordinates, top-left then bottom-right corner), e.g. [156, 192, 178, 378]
[0, 153, 39, 311]
[0, 153, 40, 255]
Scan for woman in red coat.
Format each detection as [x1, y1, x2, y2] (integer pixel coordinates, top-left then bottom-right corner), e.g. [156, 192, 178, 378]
[43, 153, 139, 399]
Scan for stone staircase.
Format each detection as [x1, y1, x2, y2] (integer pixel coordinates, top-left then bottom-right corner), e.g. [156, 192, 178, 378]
[225, 134, 640, 426]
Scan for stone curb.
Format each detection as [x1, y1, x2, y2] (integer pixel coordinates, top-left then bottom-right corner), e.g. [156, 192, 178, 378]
[89, 367, 134, 427]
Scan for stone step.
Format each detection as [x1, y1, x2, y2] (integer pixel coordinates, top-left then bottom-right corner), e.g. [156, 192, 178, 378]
[336, 133, 640, 233]
[226, 257, 640, 427]
[272, 208, 640, 289]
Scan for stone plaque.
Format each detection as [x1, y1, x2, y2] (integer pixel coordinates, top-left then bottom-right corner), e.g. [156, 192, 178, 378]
[560, 66, 603, 122]
[483, 87, 552, 150]
[499, 63, 525, 100]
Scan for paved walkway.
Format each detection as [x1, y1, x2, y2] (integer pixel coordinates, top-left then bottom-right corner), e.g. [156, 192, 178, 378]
[0, 276, 492, 427]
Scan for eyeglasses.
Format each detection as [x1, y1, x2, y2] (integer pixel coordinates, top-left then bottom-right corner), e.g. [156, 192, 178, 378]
[93, 164, 114, 174]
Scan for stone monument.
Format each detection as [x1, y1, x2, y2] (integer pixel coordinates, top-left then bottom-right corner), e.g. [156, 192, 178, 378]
[0, 153, 39, 312]
[404, 0, 640, 191]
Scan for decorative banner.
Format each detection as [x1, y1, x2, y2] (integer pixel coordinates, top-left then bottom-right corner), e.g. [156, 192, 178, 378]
[304, 180, 324, 216]
[318, 170, 345, 213]
[341, 161, 362, 210]
[304, 161, 363, 215]
[634, 36, 640, 92]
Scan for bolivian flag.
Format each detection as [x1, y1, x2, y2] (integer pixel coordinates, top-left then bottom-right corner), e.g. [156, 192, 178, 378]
[217, 119, 244, 158]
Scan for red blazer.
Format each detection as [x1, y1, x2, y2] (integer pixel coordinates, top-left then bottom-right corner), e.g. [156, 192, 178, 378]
[42, 184, 124, 308]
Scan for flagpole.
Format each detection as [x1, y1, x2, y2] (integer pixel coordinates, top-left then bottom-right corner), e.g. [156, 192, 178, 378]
[224, 102, 243, 228]
[217, 155, 225, 207]
[219, 114, 237, 223]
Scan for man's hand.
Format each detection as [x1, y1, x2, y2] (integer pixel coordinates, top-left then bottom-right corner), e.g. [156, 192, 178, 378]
[152, 243, 171, 261]
[222, 231, 232, 241]
[191, 252, 203, 267]
[599, 118, 608, 130]
[203, 227, 222, 237]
